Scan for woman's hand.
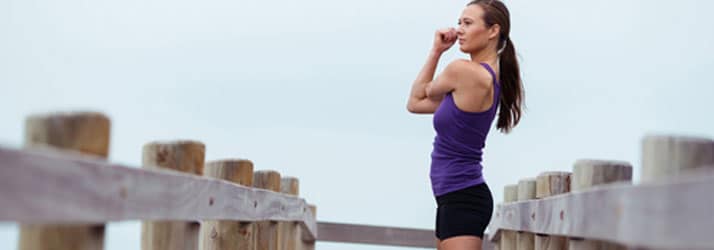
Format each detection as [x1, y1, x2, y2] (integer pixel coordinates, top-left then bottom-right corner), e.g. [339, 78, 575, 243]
[432, 27, 457, 54]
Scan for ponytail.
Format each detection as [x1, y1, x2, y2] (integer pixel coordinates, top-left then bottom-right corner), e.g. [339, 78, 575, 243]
[496, 37, 524, 133]
[469, 0, 524, 133]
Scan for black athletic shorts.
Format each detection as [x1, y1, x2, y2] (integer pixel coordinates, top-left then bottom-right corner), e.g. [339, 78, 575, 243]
[435, 182, 494, 240]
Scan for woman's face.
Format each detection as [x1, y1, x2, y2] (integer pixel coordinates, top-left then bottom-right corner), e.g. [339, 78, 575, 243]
[457, 4, 498, 53]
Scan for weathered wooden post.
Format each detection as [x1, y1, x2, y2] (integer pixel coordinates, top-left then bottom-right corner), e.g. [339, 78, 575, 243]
[300, 204, 317, 250]
[534, 171, 571, 250]
[199, 159, 255, 250]
[142, 141, 205, 250]
[642, 135, 714, 181]
[253, 170, 282, 250]
[279, 177, 300, 250]
[18, 112, 111, 250]
[498, 184, 518, 250]
[517, 178, 536, 250]
[568, 159, 631, 250]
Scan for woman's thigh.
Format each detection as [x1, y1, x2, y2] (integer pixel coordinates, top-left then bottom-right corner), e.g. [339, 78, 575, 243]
[439, 235, 482, 250]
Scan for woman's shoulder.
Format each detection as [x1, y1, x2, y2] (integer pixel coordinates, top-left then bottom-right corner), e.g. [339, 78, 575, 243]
[444, 59, 493, 89]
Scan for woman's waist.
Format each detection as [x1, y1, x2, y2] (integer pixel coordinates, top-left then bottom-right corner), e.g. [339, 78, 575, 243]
[436, 182, 493, 206]
[430, 161, 484, 177]
[430, 149, 483, 162]
[432, 136, 484, 156]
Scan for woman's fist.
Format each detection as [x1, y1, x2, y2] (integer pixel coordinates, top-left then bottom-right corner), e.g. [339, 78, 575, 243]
[433, 28, 457, 54]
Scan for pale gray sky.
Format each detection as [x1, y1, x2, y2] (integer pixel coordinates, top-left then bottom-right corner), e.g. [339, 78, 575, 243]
[1, 0, 713, 249]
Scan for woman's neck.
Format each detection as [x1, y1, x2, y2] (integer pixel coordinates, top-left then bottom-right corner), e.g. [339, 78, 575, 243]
[469, 41, 499, 65]
[469, 50, 498, 65]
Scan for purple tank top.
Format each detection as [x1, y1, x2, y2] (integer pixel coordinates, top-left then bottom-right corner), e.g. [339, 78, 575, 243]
[430, 62, 500, 197]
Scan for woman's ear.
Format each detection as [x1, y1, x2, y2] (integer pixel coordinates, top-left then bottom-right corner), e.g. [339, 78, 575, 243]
[488, 24, 501, 40]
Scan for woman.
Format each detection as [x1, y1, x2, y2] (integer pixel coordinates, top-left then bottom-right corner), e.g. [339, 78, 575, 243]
[406, 0, 524, 249]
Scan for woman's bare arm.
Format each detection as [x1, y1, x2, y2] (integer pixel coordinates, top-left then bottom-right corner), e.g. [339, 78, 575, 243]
[407, 50, 445, 114]
[407, 28, 459, 114]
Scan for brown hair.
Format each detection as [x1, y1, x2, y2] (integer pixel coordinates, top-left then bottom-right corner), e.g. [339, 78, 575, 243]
[469, 0, 524, 133]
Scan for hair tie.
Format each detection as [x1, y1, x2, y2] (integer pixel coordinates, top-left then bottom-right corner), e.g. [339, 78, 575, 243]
[497, 36, 509, 54]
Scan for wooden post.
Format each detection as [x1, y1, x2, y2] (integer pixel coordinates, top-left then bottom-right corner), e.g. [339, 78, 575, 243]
[253, 170, 282, 250]
[569, 159, 631, 250]
[642, 135, 714, 182]
[535, 171, 571, 250]
[279, 177, 300, 250]
[517, 178, 536, 250]
[142, 141, 205, 250]
[498, 184, 518, 250]
[570, 160, 632, 192]
[504, 184, 518, 202]
[300, 204, 317, 250]
[199, 159, 255, 250]
[18, 112, 111, 250]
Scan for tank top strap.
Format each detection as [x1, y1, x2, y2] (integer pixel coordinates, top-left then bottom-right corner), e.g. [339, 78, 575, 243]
[478, 62, 499, 87]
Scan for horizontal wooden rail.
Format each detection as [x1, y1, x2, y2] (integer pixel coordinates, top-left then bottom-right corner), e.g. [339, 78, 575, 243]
[316, 222, 493, 249]
[488, 172, 714, 249]
[0, 146, 317, 241]
[317, 222, 436, 248]
[0, 145, 499, 249]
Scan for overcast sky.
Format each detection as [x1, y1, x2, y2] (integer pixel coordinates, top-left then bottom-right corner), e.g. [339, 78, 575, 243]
[2, 0, 713, 249]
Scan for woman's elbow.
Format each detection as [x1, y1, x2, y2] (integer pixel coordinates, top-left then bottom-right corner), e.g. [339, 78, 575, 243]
[407, 103, 433, 114]
[406, 100, 424, 114]
[406, 102, 418, 113]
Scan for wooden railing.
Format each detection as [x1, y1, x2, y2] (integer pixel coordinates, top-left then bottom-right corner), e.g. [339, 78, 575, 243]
[488, 135, 714, 250]
[9, 111, 709, 250]
[1, 111, 450, 250]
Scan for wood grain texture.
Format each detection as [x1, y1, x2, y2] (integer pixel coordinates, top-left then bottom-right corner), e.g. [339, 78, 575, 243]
[142, 141, 205, 250]
[253, 171, 280, 192]
[488, 173, 714, 249]
[517, 179, 537, 201]
[316, 222, 436, 248]
[535, 171, 571, 250]
[0, 146, 318, 240]
[279, 177, 299, 250]
[301, 205, 316, 250]
[142, 221, 200, 250]
[200, 160, 255, 250]
[642, 135, 714, 182]
[204, 159, 254, 186]
[500, 231, 516, 250]
[23, 111, 111, 157]
[142, 141, 205, 175]
[19, 225, 105, 250]
[253, 170, 282, 250]
[517, 178, 536, 250]
[517, 232, 534, 250]
[571, 159, 632, 192]
[568, 238, 625, 250]
[504, 184, 518, 203]
[536, 172, 571, 199]
[19, 111, 110, 250]
[498, 184, 519, 250]
[535, 235, 566, 250]
[570, 159, 632, 250]
[280, 177, 299, 196]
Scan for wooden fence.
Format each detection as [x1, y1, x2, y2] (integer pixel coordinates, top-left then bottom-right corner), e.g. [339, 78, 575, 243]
[2, 111, 712, 250]
[488, 135, 714, 250]
[0, 111, 446, 250]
